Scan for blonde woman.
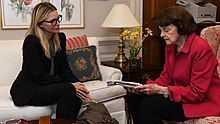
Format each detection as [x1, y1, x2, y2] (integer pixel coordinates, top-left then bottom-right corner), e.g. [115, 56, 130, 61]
[10, 2, 91, 120]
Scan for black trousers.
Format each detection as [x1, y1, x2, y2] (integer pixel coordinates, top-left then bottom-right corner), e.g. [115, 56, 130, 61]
[27, 83, 82, 120]
[126, 92, 189, 124]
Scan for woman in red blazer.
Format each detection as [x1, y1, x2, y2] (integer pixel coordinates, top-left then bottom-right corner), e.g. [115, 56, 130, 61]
[126, 6, 220, 124]
[10, 2, 91, 120]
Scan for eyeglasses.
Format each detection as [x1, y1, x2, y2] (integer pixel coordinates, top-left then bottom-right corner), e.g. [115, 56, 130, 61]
[42, 15, 62, 26]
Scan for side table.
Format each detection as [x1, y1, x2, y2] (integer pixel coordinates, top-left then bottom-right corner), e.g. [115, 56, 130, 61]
[101, 60, 163, 84]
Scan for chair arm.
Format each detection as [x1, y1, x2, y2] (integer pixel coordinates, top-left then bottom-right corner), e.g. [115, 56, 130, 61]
[99, 65, 122, 81]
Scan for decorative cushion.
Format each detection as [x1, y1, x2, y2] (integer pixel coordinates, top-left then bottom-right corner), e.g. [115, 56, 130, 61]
[66, 45, 102, 82]
[66, 35, 89, 49]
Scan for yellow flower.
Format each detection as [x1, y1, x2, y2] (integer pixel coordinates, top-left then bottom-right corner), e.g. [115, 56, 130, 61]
[120, 30, 130, 37]
[130, 31, 140, 39]
[120, 26, 153, 62]
[145, 28, 153, 36]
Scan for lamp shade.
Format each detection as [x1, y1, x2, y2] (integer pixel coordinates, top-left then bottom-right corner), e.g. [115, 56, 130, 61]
[101, 4, 140, 28]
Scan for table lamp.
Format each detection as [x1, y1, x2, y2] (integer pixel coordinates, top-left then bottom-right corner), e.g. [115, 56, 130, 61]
[101, 4, 140, 64]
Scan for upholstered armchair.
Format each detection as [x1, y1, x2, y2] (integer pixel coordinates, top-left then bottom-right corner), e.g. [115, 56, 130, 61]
[200, 25, 220, 77]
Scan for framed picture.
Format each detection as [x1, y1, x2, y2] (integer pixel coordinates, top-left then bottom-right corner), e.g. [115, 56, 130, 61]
[50, 0, 84, 28]
[0, 0, 41, 29]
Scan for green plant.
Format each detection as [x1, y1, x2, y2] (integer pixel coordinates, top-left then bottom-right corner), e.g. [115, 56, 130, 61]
[120, 26, 153, 64]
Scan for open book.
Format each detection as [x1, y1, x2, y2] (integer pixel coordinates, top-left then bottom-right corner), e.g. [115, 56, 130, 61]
[107, 80, 142, 88]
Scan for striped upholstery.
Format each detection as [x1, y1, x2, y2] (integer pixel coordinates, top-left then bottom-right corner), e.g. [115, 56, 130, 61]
[66, 35, 89, 49]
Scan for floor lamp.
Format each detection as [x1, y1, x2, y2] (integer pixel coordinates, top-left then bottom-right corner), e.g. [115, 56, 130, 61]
[101, 4, 140, 65]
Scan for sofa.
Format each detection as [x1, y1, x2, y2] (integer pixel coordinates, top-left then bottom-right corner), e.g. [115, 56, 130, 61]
[0, 37, 127, 124]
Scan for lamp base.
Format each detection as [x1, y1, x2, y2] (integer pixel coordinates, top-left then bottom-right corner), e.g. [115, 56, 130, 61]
[114, 54, 128, 68]
[114, 54, 128, 63]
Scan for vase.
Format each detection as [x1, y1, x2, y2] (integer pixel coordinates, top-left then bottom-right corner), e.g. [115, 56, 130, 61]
[129, 57, 142, 67]
[21, 12, 27, 22]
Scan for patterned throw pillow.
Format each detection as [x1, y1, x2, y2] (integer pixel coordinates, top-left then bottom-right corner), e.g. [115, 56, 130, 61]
[66, 45, 102, 82]
[66, 35, 89, 49]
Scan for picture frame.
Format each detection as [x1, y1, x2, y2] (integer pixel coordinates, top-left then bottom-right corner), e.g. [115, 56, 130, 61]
[0, 0, 41, 30]
[50, 0, 85, 29]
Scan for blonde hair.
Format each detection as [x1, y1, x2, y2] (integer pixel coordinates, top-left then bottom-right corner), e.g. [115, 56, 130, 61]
[26, 2, 61, 59]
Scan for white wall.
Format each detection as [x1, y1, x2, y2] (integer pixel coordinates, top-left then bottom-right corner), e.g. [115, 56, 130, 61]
[0, 0, 143, 61]
[0, 0, 132, 40]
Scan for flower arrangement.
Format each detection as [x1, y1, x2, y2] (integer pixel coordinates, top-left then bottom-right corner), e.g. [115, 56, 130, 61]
[120, 26, 153, 64]
[9, 0, 33, 22]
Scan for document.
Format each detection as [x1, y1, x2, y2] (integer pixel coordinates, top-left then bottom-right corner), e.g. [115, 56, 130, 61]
[107, 80, 142, 88]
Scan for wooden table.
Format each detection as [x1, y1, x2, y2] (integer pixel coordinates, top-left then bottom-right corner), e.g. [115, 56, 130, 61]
[29, 119, 85, 124]
[101, 60, 163, 84]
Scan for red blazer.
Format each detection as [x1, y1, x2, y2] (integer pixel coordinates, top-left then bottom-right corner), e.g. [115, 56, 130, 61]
[147, 33, 220, 117]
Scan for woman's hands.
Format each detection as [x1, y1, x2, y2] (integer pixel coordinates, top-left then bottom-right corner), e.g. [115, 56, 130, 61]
[126, 84, 167, 96]
[72, 82, 91, 102]
[125, 87, 141, 94]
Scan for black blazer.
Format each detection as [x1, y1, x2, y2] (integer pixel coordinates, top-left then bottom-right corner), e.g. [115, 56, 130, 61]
[10, 33, 79, 106]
